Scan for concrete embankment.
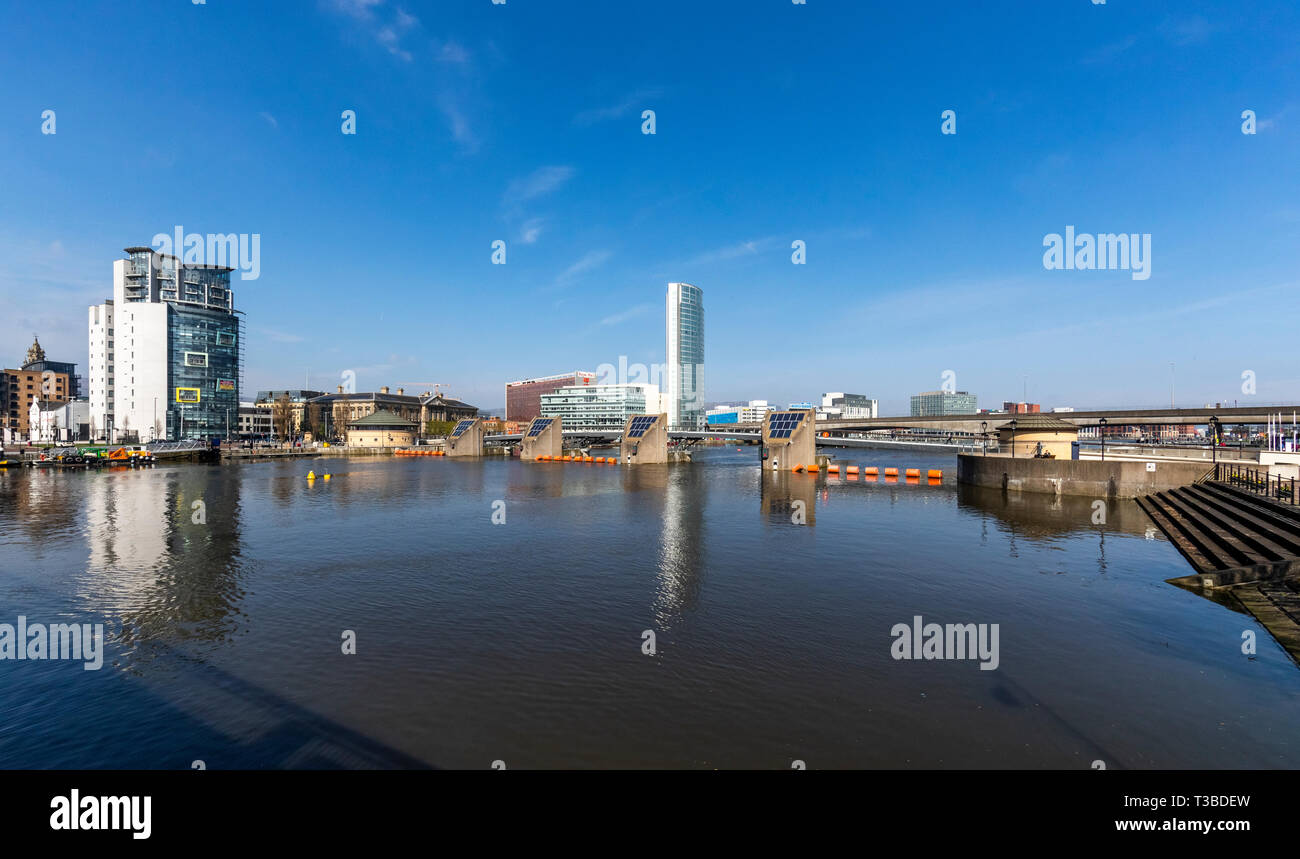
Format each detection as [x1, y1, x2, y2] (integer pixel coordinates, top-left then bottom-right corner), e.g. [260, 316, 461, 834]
[221, 446, 408, 460]
[957, 453, 1212, 498]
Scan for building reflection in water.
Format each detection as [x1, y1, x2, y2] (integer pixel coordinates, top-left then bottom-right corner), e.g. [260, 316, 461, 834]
[623, 464, 705, 630]
[84, 465, 247, 661]
[956, 484, 1160, 574]
[760, 469, 817, 526]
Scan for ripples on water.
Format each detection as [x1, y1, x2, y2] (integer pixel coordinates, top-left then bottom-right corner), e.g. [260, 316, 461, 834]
[1, 448, 1297, 769]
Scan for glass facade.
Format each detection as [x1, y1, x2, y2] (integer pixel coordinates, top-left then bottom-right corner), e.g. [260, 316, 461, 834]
[540, 384, 656, 432]
[910, 391, 978, 416]
[165, 305, 241, 441]
[667, 282, 705, 429]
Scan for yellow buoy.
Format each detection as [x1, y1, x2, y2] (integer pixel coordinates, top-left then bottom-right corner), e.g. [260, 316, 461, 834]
[323, 474, 331, 481]
[307, 470, 316, 480]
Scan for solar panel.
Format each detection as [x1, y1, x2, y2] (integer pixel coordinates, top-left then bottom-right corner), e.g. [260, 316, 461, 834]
[627, 416, 658, 438]
[527, 418, 553, 437]
[451, 419, 475, 437]
[767, 411, 805, 439]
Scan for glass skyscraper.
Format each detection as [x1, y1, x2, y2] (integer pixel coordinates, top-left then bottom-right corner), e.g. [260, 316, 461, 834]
[89, 247, 242, 443]
[666, 282, 704, 429]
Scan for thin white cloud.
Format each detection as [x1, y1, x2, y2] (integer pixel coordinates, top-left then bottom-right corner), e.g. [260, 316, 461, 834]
[519, 218, 544, 244]
[438, 93, 477, 152]
[598, 303, 652, 326]
[1159, 15, 1213, 47]
[555, 249, 612, 286]
[1082, 35, 1137, 65]
[323, 1, 419, 62]
[259, 111, 279, 129]
[257, 328, 304, 344]
[684, 236, 779, 266]
[503, 166, 576, 209]
[574, 88, 663, 126]
[437, 40, 470, 64]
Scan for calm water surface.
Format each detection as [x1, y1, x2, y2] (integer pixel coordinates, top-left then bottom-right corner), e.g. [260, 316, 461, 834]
[2, 448, 1298, 768]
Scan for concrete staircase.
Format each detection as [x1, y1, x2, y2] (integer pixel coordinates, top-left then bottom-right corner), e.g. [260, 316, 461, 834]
[1137, 482, 1300, 578]
[1139, 481, 1300, 665]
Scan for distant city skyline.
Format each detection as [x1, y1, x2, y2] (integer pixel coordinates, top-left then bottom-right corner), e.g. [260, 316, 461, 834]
[2, 1, 1298, 416]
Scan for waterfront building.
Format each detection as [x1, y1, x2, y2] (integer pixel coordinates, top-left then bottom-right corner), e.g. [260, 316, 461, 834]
[505, 372, 596, 421]
[666, 282, 704, 429]
[789, 401, 814, 410]
[820, 392, 878, 420]
[910, 390, 978, 416]
[420, 392, 479, 426]
[28, 399, 89, 443]
[1003, 401, 1041, 414]
[996, 414, 1078, 459]
[237, 402, 273, 439]
[18, 335, 80, 397]
[87, 248, 242, 443]
[306, 386, 423, 440]
[345, 410, 417, 448]
[706, 400, 776, 425]
[541, 383, 661, 432]
[2, 336, 74, 440]
[254, 390, 324, 437]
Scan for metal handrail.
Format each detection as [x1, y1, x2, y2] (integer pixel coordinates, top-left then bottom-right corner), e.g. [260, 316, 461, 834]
[1214, 464, 1298, 505]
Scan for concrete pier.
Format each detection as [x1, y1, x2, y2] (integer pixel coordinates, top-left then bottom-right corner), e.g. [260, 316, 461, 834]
[956, 453, 1210, 498]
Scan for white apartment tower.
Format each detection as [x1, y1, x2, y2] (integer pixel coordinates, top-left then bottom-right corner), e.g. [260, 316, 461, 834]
[88, 247, 241, 443]
[665, 282, 704, 429]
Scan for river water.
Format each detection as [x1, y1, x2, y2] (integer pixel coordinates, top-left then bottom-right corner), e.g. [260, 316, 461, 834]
[1, 448, 1297, 768]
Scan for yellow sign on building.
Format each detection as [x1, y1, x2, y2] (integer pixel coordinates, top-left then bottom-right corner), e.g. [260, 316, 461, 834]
[175, 387, 201, 404]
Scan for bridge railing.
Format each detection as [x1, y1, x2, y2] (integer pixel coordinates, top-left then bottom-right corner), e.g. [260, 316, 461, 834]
[1214, 464, 1298, 505]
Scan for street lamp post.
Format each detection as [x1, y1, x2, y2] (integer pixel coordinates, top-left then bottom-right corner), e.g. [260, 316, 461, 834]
[1099, 417, 1108, 462]
[1009, 418, 1017, 458]
[1209, 416, 1221, 469]
[981, 420, 988, 457]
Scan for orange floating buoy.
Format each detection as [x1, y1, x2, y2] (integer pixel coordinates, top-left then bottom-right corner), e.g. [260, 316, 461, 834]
[884, 467, 899, 476]
[905, 468, 920, 478]
[793, 464, 805, 472]
[608, 457, 618, 464]
[864, 466, 879, 475]
[846, 465, 860, 474]
[821, 431, 830, 438]
[595, 457, 605, 463]
[807, 464, 820, 473]
[584, 456, 594, 462]
[928, 469, 942, 479]
[827, 465, 840, 474]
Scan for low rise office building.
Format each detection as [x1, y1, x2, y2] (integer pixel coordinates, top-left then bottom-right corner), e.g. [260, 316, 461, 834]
[541, 383, 661, 432]
[911, 390, 978, 416]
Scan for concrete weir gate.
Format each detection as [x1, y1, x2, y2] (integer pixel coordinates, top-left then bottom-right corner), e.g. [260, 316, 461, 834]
[620, 413, 668, 464]
[762, 409, 816, 471]
[446, 418, 485, 457]
[521, 416, 562, 461]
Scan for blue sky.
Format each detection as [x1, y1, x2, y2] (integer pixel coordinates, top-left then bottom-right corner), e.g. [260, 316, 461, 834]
[2, 0, 1297, 414]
